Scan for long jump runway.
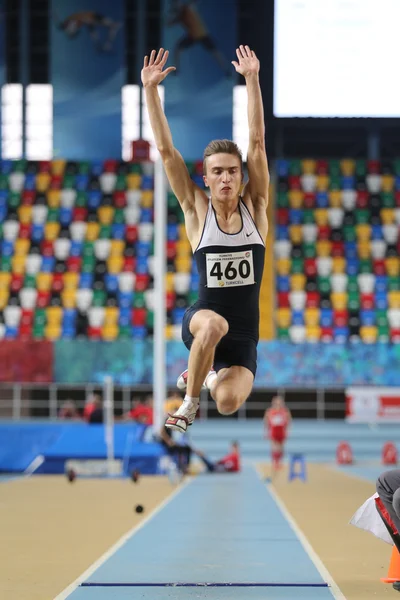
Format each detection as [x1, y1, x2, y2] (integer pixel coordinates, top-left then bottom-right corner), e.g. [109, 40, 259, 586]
[56, 468, 343, 600]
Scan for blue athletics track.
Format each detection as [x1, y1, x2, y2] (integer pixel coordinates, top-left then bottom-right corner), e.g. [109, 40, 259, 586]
[54, 467, 344, 600]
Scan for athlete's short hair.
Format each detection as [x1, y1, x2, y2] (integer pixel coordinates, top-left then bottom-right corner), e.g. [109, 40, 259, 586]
[203, 139, 243, 174]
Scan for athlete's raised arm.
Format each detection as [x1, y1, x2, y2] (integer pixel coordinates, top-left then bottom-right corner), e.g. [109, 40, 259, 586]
[232, 45, 269, 230]
[141, 48, 196, 213]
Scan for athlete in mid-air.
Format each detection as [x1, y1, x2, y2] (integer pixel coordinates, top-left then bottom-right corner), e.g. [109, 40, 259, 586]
[141, 45, 269, 433]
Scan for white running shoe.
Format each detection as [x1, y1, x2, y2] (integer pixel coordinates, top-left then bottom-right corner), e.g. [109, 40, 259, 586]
[165, 397, 199, 433]
[176, 367, 216, 391]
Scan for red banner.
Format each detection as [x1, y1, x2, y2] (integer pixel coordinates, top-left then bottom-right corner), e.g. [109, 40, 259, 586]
[0, 341, 53, 382]
[346, 387, 400, 423]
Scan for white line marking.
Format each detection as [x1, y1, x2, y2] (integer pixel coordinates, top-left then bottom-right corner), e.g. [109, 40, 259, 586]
[255, 467, 347, 600]
[53, 477, 193, 600]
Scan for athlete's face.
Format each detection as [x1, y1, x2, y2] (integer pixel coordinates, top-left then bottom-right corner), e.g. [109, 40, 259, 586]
[203, 153, 243, 202]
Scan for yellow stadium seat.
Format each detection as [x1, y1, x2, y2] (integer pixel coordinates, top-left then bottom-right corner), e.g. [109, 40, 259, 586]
[355, 224, 371, 241]
[98, 206, 114, 225]
[332, 256, 346, 274]
[316, 240, 332, 257]
[176, 239, 191, 256]
[305, 307, 320, 327]
[44, 324, 61, 340]
[104, 307, 118, 326]
[45, 222, 60, 241]
[289, 225, 303, 244]
[37, 273, 53, 292]
[385, 257, 400, 277]
[47, 189, 61, 208]
[288, 190, 303, 209]
[316, 175, 329, 191]
[306, 325, 321, 342]
[0, 289, 9, 310]
[331, 292, 348, 310]
[63, 272, 79, 289]
[107, 255, 123, 274]
[61, 289, 77, 309]
[340, 159, 355, 176]
[14, 238, 30, 256]
[165, 273, 174, 293]
[381, 208, 395, 225]
[175, 256, 191, 273]
[360, 325, 377, 343]
[141, 190, 153, 208]
[301, 159, 316, 174]
[164, 324, 173, 340]
[86, 222, 100, 241]
[12, 255, 26, 275]
[382, 175, 394, 192]
[102, 324, 118, 341]
[329, 190, 342, 208]
[357, 240, 371, 259]
[36, 173, 51, 193]
[276, 308, 291, 328]
[127, 174, 142, 190]
[18, 205, 32, 224]
[290, 274, 306, 291]
[165, 396, 182, 415]
[314, 209, 328, 226]
[110, 240, 125, 256]
[0, 272, 11, 288]
[46, 306, 63, 325]
[388, 291, 400, 309]
[276, 257, 291, 276]
[51, 159, 66, 176]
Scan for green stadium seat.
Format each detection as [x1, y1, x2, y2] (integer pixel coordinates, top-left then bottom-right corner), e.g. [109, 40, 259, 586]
[289, 160, 302, 176]
[99, 225, 112, 239]
[303, 242, 316, 258]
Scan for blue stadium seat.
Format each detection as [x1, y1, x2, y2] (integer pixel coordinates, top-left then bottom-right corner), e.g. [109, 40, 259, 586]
[91, 161, 103, 177]
[341, 176, 355, 190]
[70, 241, 83, 257]
[79, 273, 93, 289]
[88, 190, 102, 209]
[375, 276, 387, 293]
[289, 209, 303, 224]
[118, 308, 131, 326]
[1, 240, 14, 257]
[105, 274, 118, 293]
[1, 160, 13, 174]
[136, 257, 149, 274]
[172, 307, 186, 324]
[276, 159, 289, 177]
[277, 275, 290, 292]
[333, 326, 349, 341]
[375, 291, 388, 310]
[61, 326, 76, 338]
[277, 225, 289, 240]
[371, 224, 383, 240]
[141, 175, 154, 190]
[320, 308, 333, 327]
[41, 256, 55, 273]
[111, 223, 125, 240]
[132, 325, 147, 339]
[344, 242, 357, 259]
[0, 205, 7, 221]
[75, 174, 89, 191]
[59, 207, 73, 227]
[62, 309, 77, 325]
[0, 190, 8, 203]
[119, 291, 133, 309]
[316, 192, 329, 208]
[292, 310, 304, 326]
[24, 174, 36, 190]
[167, 224, 179, 241]
[346, 258, 359, 276]
[360, 309, 376, 326]
[5, 326, 18, 339]
[140, 208, 153, 223]
[190, 274, 199, 292]
[136, 241, 151, 258]
[31, 224, 44, 242]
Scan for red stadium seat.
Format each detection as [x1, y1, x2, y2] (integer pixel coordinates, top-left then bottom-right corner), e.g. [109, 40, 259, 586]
[167, 241, 177, 260]
[277, 291, 290, 308]
[321, 326, 333, 341]
[50, 175, 63, 189]
[10, 274, 24, 293]
[132, 308, 146, 326]
[66, 256, 82, 273]
[332, 241, 345, 257]
[87, 326, 102, 338]
[39, 160, 51, 173]
[113, 191, 126, 208]
[125, 225, 138, 244]
[316, 160, 328, 174]
[360, 293, 375, 310]
[73, 207, 88, 222]
[356, 191, 369, 208]
[367, 160, 380, 174]
[22, 190, 36, 205]
[333, 309, 348, 327]
[166, 291, 176, 311]
[21, 309, 34, 326]
[288, 175, 301, 189]
[304, 193, 316, 208]
[40, 240, 54, 257]
[52, 273, 64, 293]
[277, 209, 289, 225]
[373, 259, 386, 275]
[317, 225, 331, 240]
[36, 291, 51, 308]
[306, 291, 320, 308]
[19, 223, 32, 239]
[304, 258, 317, 278]
[135, 274, 149, 292]
[104, 159, 118, 173]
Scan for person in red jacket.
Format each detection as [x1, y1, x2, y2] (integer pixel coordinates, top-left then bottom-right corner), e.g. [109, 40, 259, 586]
[264, 395, 291, 479]
[195, 441, 241, 473]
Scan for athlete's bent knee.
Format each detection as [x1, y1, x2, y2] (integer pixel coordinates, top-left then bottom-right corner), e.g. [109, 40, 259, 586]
[215, 389, 243, 416]
[393, 488, 400, 518]
[196, 315, 228, 348]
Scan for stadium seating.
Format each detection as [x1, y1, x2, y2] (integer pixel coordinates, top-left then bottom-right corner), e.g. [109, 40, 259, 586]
[0, 159, 204, 341]
[275, 158, 400, 343]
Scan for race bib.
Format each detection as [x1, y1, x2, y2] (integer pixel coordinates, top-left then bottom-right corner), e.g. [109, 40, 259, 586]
[206, 250, 255, 288]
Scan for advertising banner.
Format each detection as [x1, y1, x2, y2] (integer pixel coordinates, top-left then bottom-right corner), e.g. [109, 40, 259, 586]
[346, 387, 400, 423]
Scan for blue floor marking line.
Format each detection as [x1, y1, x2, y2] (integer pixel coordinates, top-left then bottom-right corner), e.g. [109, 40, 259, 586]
[65, 587, 337, 599]
[80, 582, 329, 587]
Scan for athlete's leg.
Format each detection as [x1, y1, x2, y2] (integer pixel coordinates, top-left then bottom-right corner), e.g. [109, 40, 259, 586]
[166, 309, 228, 431]
[376, 469, 400, 531]
[270, 440, 284, 479]
[209, 366, 253, 415]
[201, 36, 231, 76]
[187, 310, 228, 397]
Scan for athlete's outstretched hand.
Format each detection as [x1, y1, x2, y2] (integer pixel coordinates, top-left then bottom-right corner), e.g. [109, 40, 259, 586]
[141, 48, 176, 87]
[232, 45, 260, 78]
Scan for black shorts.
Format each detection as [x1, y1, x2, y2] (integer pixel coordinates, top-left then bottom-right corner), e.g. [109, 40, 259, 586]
[181, 304, 258, 377]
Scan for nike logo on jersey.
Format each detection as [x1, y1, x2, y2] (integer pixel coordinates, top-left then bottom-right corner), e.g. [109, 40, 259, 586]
[246, 231, 254, 237]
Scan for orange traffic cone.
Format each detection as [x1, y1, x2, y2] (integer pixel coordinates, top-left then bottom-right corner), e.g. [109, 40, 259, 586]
[381, 546, 400, 583]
